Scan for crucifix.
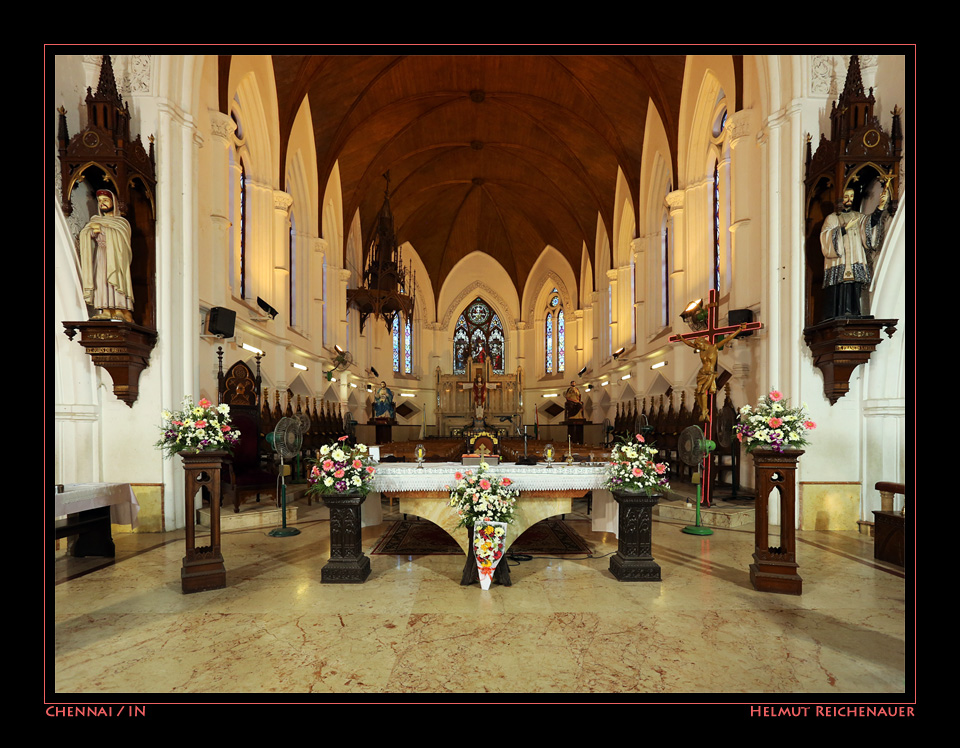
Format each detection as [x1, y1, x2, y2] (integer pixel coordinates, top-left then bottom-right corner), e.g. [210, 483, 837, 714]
[669, 288, 762, 507]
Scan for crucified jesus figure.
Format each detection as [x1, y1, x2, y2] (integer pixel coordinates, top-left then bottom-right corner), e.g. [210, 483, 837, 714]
[679, 323, 748, 422]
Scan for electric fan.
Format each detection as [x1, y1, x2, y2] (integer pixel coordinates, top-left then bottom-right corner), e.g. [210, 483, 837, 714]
[267, 416, 303, 537]
[326, 349, 354, 380]
[678, 424, 716, 536]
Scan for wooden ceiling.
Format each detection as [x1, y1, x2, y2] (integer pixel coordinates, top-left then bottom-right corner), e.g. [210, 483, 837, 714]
[247, 54, 690, 301]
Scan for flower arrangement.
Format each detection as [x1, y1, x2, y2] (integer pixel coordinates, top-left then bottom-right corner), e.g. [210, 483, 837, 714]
[447, 461, 519, 529]
[306, 436, 377, 496]
[474, 522, 507, 573]
[156, 396, 240, 458]
[605, 434, 670, 495]
[735, 389, 816, 453]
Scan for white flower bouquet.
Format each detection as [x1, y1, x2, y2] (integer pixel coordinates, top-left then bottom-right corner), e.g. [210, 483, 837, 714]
[306, 436, 377, 496]
[156, 396, 240, 457]
[605, 434, 670, 495]
[735, 389, 816, 453]
[447, 461, 518, 529]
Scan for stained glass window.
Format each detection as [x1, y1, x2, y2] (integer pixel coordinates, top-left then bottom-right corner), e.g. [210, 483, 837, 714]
[392, 312, 401, 372]
[557, 308, 565, 372]
[544, 290, 565, 374]
[453, 297, 504, 375]
[545, 312, 554, 374]
[404, 314, 412, 373]
[713, 159, 721, 292]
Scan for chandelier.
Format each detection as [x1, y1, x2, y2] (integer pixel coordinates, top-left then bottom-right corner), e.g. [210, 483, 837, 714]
[347, 172, 415, 334]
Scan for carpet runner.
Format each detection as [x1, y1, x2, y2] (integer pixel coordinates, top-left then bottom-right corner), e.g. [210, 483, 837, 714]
[371, 519, 591, 556]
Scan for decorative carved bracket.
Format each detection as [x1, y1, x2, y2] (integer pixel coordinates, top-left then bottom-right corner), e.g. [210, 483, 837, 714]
[62, 320, 158, 407]
[802, 317, 898, 404]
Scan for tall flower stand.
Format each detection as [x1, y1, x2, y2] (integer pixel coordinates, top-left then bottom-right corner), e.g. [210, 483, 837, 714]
[609, 490, 661, 582]
[321, 493, 371, 583]
[749, 449, 804, 595]
[179, 450, 230, 594]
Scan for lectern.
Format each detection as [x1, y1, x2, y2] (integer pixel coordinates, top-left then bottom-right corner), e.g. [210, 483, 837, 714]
[749, 449, 804, 595]
[179, 450, 230, 593]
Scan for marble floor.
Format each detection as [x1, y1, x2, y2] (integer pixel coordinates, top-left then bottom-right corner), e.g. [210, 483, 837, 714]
[50, 496, 910, 702]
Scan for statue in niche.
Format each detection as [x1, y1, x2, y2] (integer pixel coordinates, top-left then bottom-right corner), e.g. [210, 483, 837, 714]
[820, 177, 893, 320]
[78, 188, 135, 322]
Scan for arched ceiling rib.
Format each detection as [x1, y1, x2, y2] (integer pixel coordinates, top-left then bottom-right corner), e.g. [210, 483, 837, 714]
[258, 53, 688, 302]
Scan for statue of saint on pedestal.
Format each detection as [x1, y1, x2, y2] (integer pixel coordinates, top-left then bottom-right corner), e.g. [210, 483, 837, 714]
[78, 189, 134, 323]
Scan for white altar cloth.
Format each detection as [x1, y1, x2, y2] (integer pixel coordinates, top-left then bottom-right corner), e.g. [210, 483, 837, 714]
[364, 462, 618, 536]
[55, 483, 141, 529]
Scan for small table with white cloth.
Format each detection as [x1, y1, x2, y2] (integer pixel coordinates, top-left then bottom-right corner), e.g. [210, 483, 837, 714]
[54, 483, 140, 557]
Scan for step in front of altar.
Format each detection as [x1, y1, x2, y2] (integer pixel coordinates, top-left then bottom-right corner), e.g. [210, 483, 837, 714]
[197, 485, 322, 530]
[656, 488, 755, 529]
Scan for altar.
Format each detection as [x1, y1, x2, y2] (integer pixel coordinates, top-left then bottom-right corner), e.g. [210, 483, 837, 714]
[361, 462, 620, 552]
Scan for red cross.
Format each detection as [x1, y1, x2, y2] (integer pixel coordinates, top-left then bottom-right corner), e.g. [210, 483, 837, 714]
[668, 289, 762, 506]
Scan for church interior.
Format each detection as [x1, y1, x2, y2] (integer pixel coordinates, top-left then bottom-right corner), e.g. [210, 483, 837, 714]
[50, 50, 912, 703]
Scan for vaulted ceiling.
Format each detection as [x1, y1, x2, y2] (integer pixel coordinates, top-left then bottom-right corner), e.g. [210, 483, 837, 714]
[231, 54, 691, 302]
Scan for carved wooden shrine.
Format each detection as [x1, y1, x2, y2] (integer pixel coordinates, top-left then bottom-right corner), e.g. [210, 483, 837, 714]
[321, 493, 372, 583]
[58, 55, 158, 406]
[803, 54, 901, 403]
[179, 450, 230, 594]
[749, 449, 804, 595]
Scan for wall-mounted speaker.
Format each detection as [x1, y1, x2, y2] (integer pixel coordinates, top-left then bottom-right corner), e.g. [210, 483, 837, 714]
[208, 307, 236, 338]
[728, 309, 754, 336]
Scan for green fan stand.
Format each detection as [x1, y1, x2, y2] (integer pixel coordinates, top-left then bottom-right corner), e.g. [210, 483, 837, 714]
[269, 466, 300, 537]
[267, 427, 301, 538]
[682, 470, 713, 536]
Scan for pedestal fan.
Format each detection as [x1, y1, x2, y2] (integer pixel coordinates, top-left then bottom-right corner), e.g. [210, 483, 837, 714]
[267, 416, 303, 537]
[678, 424, 715, 536]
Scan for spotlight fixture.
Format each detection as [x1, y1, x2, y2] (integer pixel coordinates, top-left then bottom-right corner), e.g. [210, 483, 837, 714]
[370, 366, 379, 378]
[334, 344, 345, 355]
[600, 380, 610, 387]
[612, 347, 625, 360]
[257, 297, 279, 320]
[241, 342, 264, 355]
[291, 362, 308, 371]
[650, 361, 667, 370]
[681, 298, 708, 331]
[621, 374, 631, 380]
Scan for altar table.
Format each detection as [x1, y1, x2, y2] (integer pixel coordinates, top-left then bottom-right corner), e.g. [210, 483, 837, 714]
[54, 483, 140, 557]
[364, 462, 619, 554]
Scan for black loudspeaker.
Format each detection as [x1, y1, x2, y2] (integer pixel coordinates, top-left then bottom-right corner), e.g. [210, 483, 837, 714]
[208, 307, 236, 338]
[728, 309, 754, 336]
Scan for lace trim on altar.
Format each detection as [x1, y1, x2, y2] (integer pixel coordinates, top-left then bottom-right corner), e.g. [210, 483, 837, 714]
[371, 462, 609, 493]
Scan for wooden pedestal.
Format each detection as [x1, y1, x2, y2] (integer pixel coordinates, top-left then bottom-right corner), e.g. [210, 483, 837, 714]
[321, 493, 371, 583]
[609, 490, 661, 581]
[749, 449, 803, 595]
[179, 450, 230, 594]
[563, 420, 585, 445]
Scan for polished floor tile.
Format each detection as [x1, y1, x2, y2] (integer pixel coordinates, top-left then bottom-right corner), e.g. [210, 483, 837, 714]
[50, 497, 910, 699]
